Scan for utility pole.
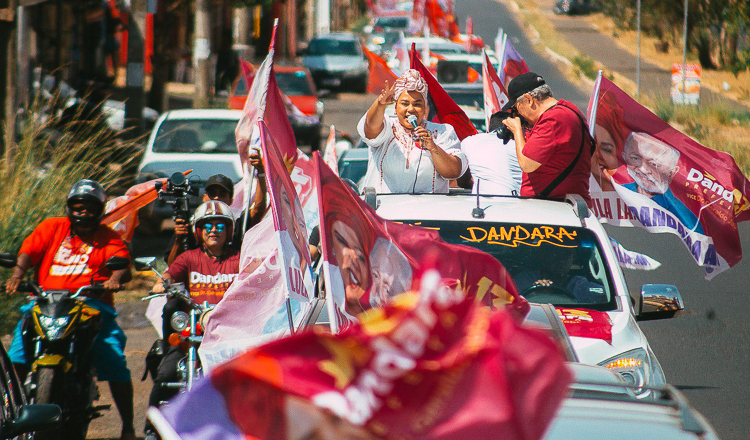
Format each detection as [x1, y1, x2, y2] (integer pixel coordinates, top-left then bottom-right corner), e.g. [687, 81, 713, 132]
[124, 0, 147, 138]
[233, 7, 253, 61]
[636, 0, 641, 97]
[681, 0, 688, 103]
[0, 0, 17, 159]
[193, 0, 211, 107]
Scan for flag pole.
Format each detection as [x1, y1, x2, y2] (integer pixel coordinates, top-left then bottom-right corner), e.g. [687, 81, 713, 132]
[286, 297, 296, 334]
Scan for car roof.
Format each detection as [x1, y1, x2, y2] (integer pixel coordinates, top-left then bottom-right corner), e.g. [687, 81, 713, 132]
[374, 194, 585, 227]
[443, 82, 484, 91]
[163, 109, 242, 120]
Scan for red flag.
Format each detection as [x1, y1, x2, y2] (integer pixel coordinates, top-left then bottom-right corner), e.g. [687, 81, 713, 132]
[362, 45, 398, 95]
[239, 58, 256, 90]
[258, 120, 314, 302]
[102, 171, 191, 242]
[499, 38, 529, 88]
[482, 49, 510, 130]
[425, 0, 459, 39]
[235, 21, 297, 172]
[152, 273, 571, 440]
[409, 45, 478, 140]
[409, 0, 426, 35]
[322, 125, 339, 176]
[313, 152, 525, 331]
[587, 74, 750, 279]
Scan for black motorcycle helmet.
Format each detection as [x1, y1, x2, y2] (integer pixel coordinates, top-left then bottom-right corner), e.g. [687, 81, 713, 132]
[66, 179, 107, 230]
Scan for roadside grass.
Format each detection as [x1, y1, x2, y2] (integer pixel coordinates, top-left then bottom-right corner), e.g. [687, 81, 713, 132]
[502, 0, 750, 176]
[0, 97, 142, 335]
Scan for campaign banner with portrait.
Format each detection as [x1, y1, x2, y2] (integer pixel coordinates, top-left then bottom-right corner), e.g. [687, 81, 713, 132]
[587, 73, 750, 279]
[198, 216, 309, 372]
[151, 274, 570, 440]
[258, 121, 314, 302]
[291, 149, 320, 238]
[313, 153, 524, 332]
[671, 63, 701, 105]
[481, 49, 509, 131]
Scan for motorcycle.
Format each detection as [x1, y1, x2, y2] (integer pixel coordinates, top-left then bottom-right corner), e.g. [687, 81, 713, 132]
[0, 253, 130, 440]
[137, 257, 215, 395]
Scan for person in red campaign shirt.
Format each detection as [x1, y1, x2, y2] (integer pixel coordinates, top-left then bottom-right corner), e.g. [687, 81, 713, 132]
[146, 200, 240, 424]
[502, 72, 593, 204]
[4, 179, 137, 440]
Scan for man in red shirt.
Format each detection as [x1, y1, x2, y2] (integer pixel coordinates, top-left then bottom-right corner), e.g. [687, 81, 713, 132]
[502, 72, 594, 204]
[5, 179, 136, 440]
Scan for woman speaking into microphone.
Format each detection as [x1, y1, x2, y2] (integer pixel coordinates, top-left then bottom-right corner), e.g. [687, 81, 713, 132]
[357, 69, 467, 194]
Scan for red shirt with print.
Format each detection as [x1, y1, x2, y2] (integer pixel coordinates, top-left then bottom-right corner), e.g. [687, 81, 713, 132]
[18, 217, 130, 306]
[520, 99, 592, 203]
[166, 248, 240, 305]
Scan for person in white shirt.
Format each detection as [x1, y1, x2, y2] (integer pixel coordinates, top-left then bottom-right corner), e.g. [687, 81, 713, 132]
[357, 69, 468, 194]
[461, 110, 522, 195]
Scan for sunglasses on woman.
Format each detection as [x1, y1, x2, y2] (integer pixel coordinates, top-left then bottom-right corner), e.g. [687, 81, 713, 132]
[201, 222, 226, 233]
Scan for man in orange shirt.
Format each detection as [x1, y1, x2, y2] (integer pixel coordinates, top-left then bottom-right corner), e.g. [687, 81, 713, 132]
[5, 179, 136, 440]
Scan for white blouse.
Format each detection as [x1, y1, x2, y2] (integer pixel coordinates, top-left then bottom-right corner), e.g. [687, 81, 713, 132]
[356, 115, 468, 194]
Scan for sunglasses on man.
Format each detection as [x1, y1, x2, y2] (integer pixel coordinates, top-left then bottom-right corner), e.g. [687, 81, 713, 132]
[201, 222, 227, 233]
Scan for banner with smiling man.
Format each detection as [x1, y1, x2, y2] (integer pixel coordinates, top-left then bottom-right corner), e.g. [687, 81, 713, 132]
[587, 73, 750, 279]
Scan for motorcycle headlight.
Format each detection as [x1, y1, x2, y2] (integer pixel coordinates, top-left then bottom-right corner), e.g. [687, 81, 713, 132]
[171, 312, 189, 332]
[37, 315, 71, 341]
[599, 348, 652, 398]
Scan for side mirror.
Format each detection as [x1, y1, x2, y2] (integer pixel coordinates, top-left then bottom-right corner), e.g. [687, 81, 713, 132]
[0, 404, 61, 437]
[637, 284, 684, 321]
[134, 257, 157, 272]
[0, 253, 16, 269]
[104, 256, 130, 272]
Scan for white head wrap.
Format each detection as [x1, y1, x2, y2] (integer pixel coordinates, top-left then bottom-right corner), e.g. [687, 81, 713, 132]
[394, 69, 428, 104]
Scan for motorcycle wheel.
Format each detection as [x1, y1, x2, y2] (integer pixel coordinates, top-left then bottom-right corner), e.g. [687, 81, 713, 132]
[34, 368, 64, 440]
[34, 367, 91, 440]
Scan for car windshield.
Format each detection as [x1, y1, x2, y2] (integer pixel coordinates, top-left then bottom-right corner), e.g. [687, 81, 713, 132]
[308, 38, 360, 56]
[399, 220, 617, 310]
[339, 155, 369, 186]
[276, 71, 314, 96]
[152, 119, 238, 154]
[374, 16, 409, 29]
[446, 89, 484, 108]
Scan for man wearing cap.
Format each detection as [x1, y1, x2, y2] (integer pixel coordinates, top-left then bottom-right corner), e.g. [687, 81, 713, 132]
[502, 72, 593, 203]
[165, 168, 267, 265]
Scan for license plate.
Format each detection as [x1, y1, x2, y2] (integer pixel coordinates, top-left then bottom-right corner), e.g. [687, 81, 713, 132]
[322, 78, 341, 86]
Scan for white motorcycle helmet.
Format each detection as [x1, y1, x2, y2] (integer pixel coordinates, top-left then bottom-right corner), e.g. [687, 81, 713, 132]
[191, 200, 235, 245]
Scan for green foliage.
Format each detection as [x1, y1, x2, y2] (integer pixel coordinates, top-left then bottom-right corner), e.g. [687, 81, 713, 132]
[350, 15, 371, 33]
[654, 99, 675, 123]
[572, 54, 598, 80]
[0, 97, 141, 335]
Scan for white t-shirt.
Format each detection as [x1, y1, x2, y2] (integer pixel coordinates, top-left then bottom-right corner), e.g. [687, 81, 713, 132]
[460, 133, 522, 195]
[357, 115, 468, 194]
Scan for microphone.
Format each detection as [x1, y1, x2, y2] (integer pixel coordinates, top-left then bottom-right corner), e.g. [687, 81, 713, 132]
[407, 114, 423, 149]
[407, 114, 418, 128]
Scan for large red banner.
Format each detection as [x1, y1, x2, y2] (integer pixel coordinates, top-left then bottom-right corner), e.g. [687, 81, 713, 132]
[587, 74, 750, 279]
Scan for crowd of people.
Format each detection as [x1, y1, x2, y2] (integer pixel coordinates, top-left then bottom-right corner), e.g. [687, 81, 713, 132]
[2, 65, 596, 440]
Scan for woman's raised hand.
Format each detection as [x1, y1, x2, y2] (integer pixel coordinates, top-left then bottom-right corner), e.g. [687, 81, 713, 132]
[377, 80, 397, 106]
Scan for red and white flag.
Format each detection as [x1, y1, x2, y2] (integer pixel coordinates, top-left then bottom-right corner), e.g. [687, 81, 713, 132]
[499, 37, 530, 88]
[314, 152, 525, 332]
[258, 120, 314, 302]
[409, 44, 478, 140]
[481, 49, 510, 131]
[322, 125, 339, 176]
[587, 73, 750, 279]
[152, 273, 570, 440]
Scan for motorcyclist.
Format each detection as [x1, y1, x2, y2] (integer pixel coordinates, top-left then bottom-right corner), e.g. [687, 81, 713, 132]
[165, 153, 268, 265]
[147, 200, 240, 413]
[4, 179, 136, 440]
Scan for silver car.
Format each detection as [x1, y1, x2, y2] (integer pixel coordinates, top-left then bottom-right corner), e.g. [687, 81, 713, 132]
[302, 33, 369, 93]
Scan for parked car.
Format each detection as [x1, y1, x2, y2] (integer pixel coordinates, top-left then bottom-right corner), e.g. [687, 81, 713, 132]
[135, 109, 244, 231]
[0, 340, 61, 439]
[371, 193, 683, 398]
[553, 0, 591, 15]
[302, 33, 369, 93]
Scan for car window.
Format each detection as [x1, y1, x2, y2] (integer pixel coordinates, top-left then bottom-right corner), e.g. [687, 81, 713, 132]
[374, 16, 409, 29]
[446, 90, 484, 108]
[153, 119, 239, 154]
[339, 156, 369, 186]
[276, 71, 314, 96]
[308, 38, 361, 56]
[397, 220, 617, 310]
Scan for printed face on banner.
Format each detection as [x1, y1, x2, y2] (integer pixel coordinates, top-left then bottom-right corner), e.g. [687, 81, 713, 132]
[622, 132, 680, 196]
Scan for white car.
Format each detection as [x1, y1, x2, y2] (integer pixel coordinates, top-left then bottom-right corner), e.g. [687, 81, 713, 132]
[372, 192, 684, 398]
[136, 109, 244, 231]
